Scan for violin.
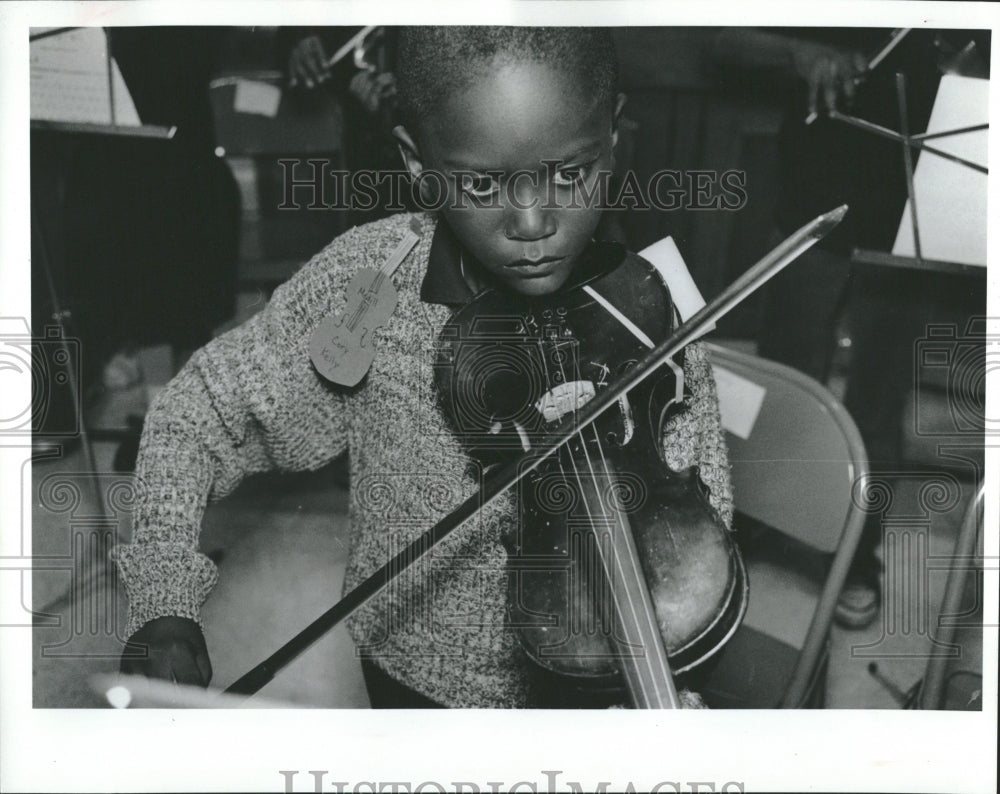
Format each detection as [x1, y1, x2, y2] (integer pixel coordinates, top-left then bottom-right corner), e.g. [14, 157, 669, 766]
[224, 205, 846, 704]
[434, 243, 746, 707]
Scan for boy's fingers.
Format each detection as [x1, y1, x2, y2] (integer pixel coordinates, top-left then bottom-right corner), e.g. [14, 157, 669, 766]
[127, 649, 174, 682]
[194, 647, 213, 686]
[167, 646, 207, 687]
[119, 652, 146, 677]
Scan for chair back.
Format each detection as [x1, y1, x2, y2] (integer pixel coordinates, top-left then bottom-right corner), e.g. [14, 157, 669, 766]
[705, 342, 870, 706]
[706, 342, 868, 554]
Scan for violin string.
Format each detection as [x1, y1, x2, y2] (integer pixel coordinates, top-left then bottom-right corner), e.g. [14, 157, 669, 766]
[588, 425, 678, 707]
[580, 287, 683, 701]
[565, 430, 656, 706]
[566, 320, 678, 706]
[546, 332, 667, 707]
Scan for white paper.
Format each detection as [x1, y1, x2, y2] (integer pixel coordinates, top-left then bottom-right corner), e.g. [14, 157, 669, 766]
[30, 27, 140, 126]
[711, 363, 767, 440]
[233, 79, 282, 118]
[892, 74, 989, 267]
[638, 235, 715, 338]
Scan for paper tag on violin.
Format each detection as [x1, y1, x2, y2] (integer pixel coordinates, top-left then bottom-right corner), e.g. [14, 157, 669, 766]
[310, 224, 420, 387]
[638, 236, 714, 340]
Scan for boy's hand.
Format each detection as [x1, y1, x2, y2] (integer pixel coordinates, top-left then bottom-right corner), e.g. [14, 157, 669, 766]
[121, 616, 213, 688]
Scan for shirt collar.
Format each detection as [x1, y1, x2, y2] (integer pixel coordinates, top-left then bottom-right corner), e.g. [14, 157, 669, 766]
[419, 219, 479, 306]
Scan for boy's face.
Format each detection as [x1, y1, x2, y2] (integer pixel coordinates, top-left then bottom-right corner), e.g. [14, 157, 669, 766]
[397, 60, 623, 297]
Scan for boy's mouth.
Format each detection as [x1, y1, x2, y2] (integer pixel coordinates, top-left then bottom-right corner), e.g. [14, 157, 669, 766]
[504, 254, 565, 277]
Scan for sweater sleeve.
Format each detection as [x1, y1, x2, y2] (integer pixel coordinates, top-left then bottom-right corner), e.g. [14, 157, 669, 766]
[660, 341, 734, 529]
[111, 229, 364, 638]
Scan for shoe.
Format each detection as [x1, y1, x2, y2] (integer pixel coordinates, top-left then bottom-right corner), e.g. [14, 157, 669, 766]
[835, 563, 881, 630]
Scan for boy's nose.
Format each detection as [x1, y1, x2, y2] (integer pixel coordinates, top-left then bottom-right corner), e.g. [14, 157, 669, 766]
[504, 191, 556, 242]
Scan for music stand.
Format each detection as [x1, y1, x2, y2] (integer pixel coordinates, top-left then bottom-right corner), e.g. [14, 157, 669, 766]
[841, 71, 988, 278]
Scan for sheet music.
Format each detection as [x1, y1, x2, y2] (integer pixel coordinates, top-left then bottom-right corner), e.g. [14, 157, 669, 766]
[892, 74, 989, 267]
[29, 27, 141, 126]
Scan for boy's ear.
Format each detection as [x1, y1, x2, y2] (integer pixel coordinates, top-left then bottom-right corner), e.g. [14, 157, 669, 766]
[611, 92, 628, 148]
[393, 125, 425, 180]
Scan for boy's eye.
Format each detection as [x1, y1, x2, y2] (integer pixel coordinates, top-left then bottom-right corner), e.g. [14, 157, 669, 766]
[553, 163, 592, 187]
[460, 173, 500, 197]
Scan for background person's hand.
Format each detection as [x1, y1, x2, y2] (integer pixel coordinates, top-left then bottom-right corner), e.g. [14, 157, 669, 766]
[120, 616, 213, 688]
[349, 71, 397, 114]
[288, 35, 331, 89]
[789, 41, 868, 117]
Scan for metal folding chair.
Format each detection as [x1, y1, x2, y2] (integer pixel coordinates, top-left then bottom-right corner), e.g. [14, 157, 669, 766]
[696, 342, 869, 707]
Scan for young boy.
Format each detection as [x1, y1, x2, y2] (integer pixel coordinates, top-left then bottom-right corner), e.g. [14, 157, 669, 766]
[114, 26, 733, 708]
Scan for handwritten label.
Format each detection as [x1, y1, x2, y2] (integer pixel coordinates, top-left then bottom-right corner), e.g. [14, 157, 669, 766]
[310, 228, 420, 387]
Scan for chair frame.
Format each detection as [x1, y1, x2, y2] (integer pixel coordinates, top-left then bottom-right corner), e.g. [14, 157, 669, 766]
[917, 484, 985, 709]
[704, 342, 870, 707]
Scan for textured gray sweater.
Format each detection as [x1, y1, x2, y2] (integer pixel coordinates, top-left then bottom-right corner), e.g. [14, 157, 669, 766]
[112, 211, 733, 707]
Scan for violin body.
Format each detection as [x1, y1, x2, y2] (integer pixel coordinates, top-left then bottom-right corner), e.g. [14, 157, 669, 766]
[435, 243, 747, 698]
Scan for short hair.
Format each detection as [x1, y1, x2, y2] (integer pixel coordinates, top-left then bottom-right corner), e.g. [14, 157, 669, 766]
[395, 26, 619, 132]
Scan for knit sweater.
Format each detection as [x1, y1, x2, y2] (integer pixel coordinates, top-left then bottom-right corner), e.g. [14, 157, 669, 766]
[111, 211, 733, 708]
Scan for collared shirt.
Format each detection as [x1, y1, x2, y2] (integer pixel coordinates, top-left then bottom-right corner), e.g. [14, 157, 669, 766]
[419, 217, 480, 306]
